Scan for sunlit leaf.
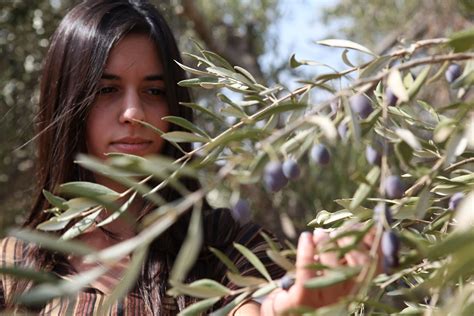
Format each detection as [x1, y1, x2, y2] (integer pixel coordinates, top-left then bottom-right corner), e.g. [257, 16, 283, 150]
[56, 198, 98, 221]
[36, 217, 69, 231]
[61, 209, 101, 240]
[316, 39, 377, 56]
[395, 128, 422, 151]
[388, 69, 409, 102]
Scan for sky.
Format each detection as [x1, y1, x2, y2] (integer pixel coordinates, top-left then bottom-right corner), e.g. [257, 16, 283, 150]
[258, 0, 354, 98]
[259, 0, 353, 90]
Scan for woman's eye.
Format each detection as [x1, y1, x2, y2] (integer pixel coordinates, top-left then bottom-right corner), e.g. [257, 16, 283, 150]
[97, 86, 117, 95]
[146, 88, 166, 96]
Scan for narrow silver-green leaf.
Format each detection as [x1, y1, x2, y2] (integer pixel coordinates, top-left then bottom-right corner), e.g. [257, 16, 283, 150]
[57, 198, 98, 221]
[407, 66, 431, 99]
[9, 228, 96, 256]
[170, 206, 203, 282]
[178, 297, 220, 316]
[42, 190, 68, 210]
[210, 291, 250, 316]
[395, 128, 422, 151]
[162, 116, 210, 138]
[233, 243, 272, 282]
[168, 280, 227, 298]
[201, 50, 234, 70]
[18, 265, 106, 306]
[99, 245, 149, 315]
[414, 188, 432, 220]
[341, 49, 355, 67]
[61, 209, 101, 240]
[234, 66, 257, 83]
[59, 181, 120, 199]
[161, 131, 209, 143]
[189, 279, 231, 296]
[304, 267, 361, 289]
[448, 27, 474, 52]
[387, 69, 409, 102]
[226, 272, 267, 287]
[97, 192, 137, 227]
[178, 77, 220, 88]
[253, 102, 307, 121]
[0, 266, 58, 284]
[175, 60, 209, 76]
[349, 166, 380, 210]
[359, 55, 391, 78]
[251, 282, 277, 298]
[36, 217, 69, 231]
[316, 39, 377, 56]
[209, 247, 239, 274]
[266, 250, 295, 271]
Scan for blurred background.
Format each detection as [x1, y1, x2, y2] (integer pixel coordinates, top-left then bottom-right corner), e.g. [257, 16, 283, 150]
[0, 0, 472, 239]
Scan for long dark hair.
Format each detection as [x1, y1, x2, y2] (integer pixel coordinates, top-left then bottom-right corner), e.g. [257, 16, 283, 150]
[9, 0, 236, 314]
[27, 0, 194, 228]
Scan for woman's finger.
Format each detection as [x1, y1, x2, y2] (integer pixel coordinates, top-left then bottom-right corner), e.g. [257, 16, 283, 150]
[313, 228, 348, 302]
[337, 235, 369, 267]
[314, 229, 338, 267]
[295, 231, 316, 286]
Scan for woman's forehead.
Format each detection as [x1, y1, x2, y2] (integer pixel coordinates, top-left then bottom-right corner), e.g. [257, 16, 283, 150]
[103, 34, 163, 76]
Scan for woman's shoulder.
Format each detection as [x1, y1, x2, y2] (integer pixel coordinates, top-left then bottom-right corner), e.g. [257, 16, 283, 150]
[0, 236, 30, 266]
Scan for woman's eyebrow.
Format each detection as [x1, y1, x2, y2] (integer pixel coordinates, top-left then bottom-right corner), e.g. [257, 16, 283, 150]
[145, 74, 164, 81]
[100, 73, 164, 81]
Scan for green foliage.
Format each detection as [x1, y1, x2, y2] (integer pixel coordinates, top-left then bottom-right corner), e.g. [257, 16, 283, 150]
[5, 27, 473, 314]
[1, 1, 474, 314]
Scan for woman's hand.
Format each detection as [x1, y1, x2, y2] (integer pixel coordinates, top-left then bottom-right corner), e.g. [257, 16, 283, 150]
[260, 227, 381, 315]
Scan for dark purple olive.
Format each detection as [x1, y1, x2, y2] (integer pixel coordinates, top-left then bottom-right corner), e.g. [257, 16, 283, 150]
[381, 230, 400, 271]
[365, 145, 381, 166]
[449, 192, 464, 210]
[231, 198, 251, 225]
[310, 144, 330, 165]
[385, 175, 404, 199]
[374, 202, 394, 226]
[445, 64, 462, 83]
[282, 159, 301, 180]
[385, 88, 398, 107]
[350, 94, 373, 119]
[263, 161, 288, 192]
[279, 275, 295, 290]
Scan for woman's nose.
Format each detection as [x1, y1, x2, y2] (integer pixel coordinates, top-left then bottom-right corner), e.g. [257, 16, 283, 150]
[119, 91, 145, 124]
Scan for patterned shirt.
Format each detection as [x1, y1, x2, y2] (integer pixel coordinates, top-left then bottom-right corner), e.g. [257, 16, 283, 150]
[0, 209, 284, 315]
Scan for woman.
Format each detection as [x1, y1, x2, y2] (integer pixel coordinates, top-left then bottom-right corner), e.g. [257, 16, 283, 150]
[0, 0, 378, 314]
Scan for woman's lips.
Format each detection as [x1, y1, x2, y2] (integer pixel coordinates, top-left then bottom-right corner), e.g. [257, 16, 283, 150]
[110, 138, 153, 155]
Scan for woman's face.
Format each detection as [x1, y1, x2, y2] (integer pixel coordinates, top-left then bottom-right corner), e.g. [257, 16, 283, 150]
[86, 34, 169, 159]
